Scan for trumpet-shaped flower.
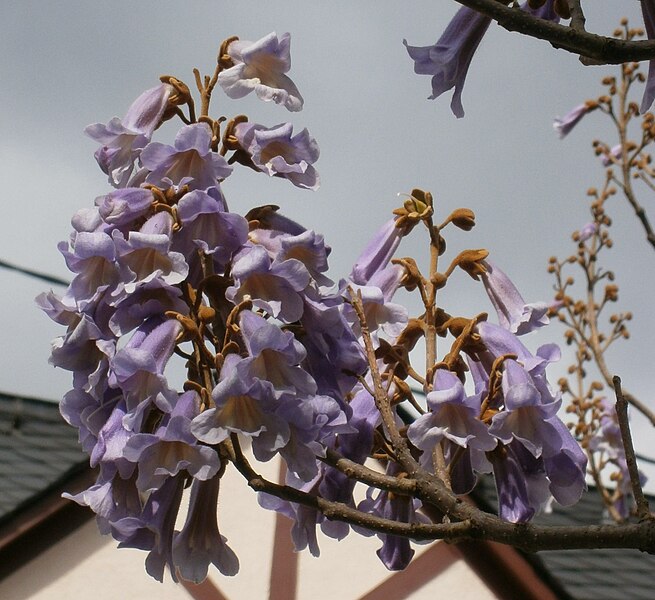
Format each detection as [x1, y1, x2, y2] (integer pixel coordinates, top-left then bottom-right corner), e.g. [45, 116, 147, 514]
[481, 261, 549, 335]
[641, 0, 655, 113]
[140, 123, 232, 190]
[234, 122, 319, 190]
[218, 32, 304, 111]
[86, 83, 173, 187]
[404, 7, 491, 118]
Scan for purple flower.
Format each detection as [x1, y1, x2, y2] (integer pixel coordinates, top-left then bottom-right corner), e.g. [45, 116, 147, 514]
[350, 218, 406, 286]
[488, 442, 551, 523]
[123, 391, 221, 493]
[345, 266, 409, 341]
[227, 244, 310, 323]
[358, 462, 428, 570]
[113, 212, 189, 296]
[173, 477, 239, 581]
[407, 369, 496, 471]
[140, 123, 232, 190]
[97, 188, 154, 227]
[577, 222, 598, 242]
[553, 102, 594, 138]
[175, 189, 249, 267]
[109, 317, 182, 428]
[234, 122, 319, 190]
[404, 7, 491, 118]
[86, 83, 173, 187]
[58, 231, 120, 307]
[191, 353, 290, 450]
[481, 261, 549, 335]
[250, 227, 332, 287]
[600, 144, 622, 167]
[470, 326, 587, 517]
[218, 32, 304, 112]
[237, 310, 317, 400]
[641, 0, 655, 113]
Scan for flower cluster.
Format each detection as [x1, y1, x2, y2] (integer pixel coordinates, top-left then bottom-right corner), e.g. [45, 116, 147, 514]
[44, 32, 587, 582]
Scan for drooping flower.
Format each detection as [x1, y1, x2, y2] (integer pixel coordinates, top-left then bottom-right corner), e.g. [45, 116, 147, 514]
[470, 325, 587, 518]
[140, 123, 232, 191]
[227, 244, 311, 323]
[407, 369, 496, 472]
[404, 7, 492, 118]
[123, 391, 221, 493]
[190, 353, 290, 451]
[553, 102, 595, 138]
[358, 462, 429, 571]
[218, 32, 304, 111]
[480, 261, 549, 335]
[600, 143, 623, 167]
[640, 0, 655, 113]
[172, 477, 239, 582]
[234, 121, 319, 190]
[350, 218, 407, 286]
[576, 222, 598, 243]
[86, 83, 173, 187]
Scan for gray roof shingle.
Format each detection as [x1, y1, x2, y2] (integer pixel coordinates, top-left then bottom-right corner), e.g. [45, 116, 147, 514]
[473, 475, 655, 600]
[0, 392, 86, 525]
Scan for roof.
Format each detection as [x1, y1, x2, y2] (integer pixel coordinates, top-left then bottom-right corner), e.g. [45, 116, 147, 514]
[0, 391, 88, 526]
[472, 475, 655, 600]
[0, 391, 94, 580]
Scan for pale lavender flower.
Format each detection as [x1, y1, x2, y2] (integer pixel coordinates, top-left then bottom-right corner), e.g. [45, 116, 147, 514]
[553, 103, 593, 138]
[140, 123, 232, 190]
[481, 261, 549, 335]
[175, 189, 249, 267]
[109, 317, 182, 428]
[350, 218, 406, 286]
[577, 222, 598, 242]
[218, 32, 304, 111]
[191, 353, 290, 449]
[123, 391, 221, 493]
[123, 475, 186, 583]
[471, 325, 587, 517]
[86, 83, 173, 187]
[58, 231, 120, 307]
[407, 369, 496, 471]
[345, 265, 409, 341]
[358, 462, 428, 570]
[113, 212, 189, 296]
[641, 0, 655, 113]
[600, 144, 622, 167]
[488, 442, 551, 523]
[234, 122, 319, 190]
[250, 228, 333, 287]
[173, 477, 239, 582]
[227, 244, 310, 323]
[97, 188, 154, 227]
[404, 7, 492, 118]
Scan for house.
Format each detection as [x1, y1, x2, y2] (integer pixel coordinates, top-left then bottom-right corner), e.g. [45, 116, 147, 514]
[0, 392, 653, 599]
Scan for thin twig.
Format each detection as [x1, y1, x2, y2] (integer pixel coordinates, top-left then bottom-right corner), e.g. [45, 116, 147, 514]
[613, 375, 652, 521]
[567, 0, 586, 33]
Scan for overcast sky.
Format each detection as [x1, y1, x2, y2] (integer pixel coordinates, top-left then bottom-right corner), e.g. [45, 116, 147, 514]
[2, 1, 653, 484]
